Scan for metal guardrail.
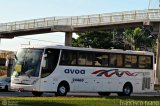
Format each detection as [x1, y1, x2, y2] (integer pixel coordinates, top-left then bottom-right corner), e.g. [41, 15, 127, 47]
[0, 9, 160, 32]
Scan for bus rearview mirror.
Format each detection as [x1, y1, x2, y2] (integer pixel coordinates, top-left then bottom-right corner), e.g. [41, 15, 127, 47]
[43, 54, 47, 58]
[42, 59, 46, 68]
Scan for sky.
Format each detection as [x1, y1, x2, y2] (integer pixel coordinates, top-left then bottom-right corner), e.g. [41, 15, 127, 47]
[0, 0, 159, 51]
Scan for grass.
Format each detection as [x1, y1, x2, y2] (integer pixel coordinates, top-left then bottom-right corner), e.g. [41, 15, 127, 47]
[0, 96, 160, 106]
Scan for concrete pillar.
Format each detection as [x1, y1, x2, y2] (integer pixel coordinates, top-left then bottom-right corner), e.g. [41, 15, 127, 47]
[156, 24, 160, 84]
[65, 32, 72, 46]
[156, 40, 160, 83]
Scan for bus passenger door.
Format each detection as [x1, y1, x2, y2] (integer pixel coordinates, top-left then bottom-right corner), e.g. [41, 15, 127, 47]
[40, 49, 60, 91]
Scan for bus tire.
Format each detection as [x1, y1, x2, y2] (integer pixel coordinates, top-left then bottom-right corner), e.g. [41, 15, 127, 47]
[118, 83, 132, 96]
[4, 85, 8, 91]
[55, 82, 69, 96]
[32, 91, 43, 97]
[98, 92, 111, 96]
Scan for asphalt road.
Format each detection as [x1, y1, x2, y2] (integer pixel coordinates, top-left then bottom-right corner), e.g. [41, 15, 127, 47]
[0, 91, 160, 97]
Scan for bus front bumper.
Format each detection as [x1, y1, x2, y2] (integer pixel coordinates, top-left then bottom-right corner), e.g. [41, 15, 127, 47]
[11, 84, 38, 92]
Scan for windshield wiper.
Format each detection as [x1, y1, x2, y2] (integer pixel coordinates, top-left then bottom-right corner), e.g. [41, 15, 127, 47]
[25, 69, 34, 78]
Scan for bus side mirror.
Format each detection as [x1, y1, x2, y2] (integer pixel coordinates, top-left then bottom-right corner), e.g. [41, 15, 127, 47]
[42, 59, 46, 68]
[43, 54, 47, 58]
[42, 54, 47, 68]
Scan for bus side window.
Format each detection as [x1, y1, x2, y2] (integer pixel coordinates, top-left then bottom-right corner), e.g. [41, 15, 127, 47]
[138, 56, 146, 68]
[94, 54, 102, 66]
[116, 54, 123, 67]
[60, 50, 67, 65]
[145, 56, 152, 69]
[94, 54, 109, 67]
[77, 52, 86, 65]
[125, 55, 132, 68]
[109, 54, 123, 67]
[139, 56, 152, 69]
[109, 54, 116, 67]
[70, 52, 77, 65]
[125, 55, 137, 68]
[86, 53, 93, 66]
[101, 54, 109, 66]
[131, 55, 137, 68]
[60, 50, 77, 65]
[66, 51, 76, 65]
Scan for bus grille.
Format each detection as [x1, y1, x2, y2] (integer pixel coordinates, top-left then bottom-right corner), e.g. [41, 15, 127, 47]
[142, 77, 150, 90]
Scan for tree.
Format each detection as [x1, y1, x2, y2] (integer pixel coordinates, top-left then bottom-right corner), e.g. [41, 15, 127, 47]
[72, 30, 113, 49]
[72, 30, 125, 49]
[72, 27, 156, 51]
[124, 27, 156, 51]
[123, 27, 141, 50]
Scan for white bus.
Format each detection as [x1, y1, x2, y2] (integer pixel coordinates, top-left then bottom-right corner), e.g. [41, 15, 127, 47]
[11, 45, 154, 96]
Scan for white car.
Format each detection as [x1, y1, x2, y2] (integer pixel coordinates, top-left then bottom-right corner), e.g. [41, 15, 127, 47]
[0, 77, 11, 91]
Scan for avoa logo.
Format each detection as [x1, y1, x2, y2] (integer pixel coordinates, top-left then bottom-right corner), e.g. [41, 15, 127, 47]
[64, 69, 85, 74]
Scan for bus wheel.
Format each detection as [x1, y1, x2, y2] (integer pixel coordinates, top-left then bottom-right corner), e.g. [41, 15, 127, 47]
[55, 83, 69, 96]
[118, 83, 132, 96]
[98, 92, 111, 96]
[32, 91, 43, 97]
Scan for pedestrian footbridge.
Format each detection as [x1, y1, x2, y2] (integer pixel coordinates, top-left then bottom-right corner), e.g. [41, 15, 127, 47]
[0, 9, 160, 38]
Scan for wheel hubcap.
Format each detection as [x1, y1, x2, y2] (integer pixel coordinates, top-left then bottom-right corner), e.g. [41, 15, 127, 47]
[124, 86, 130, 94]
[59, 86, 66, 94]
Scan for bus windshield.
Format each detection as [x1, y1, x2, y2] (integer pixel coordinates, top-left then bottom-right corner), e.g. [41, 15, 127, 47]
[12, 48, 44, 77]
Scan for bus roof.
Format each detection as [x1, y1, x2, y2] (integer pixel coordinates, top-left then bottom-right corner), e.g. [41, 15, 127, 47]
[21, 45, 154, 56]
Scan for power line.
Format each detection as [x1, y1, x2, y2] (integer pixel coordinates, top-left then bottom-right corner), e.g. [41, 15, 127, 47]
[17, 36, 64, 44]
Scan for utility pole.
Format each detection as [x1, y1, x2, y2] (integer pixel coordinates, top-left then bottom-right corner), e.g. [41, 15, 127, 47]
[157, 0, 160, 85]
